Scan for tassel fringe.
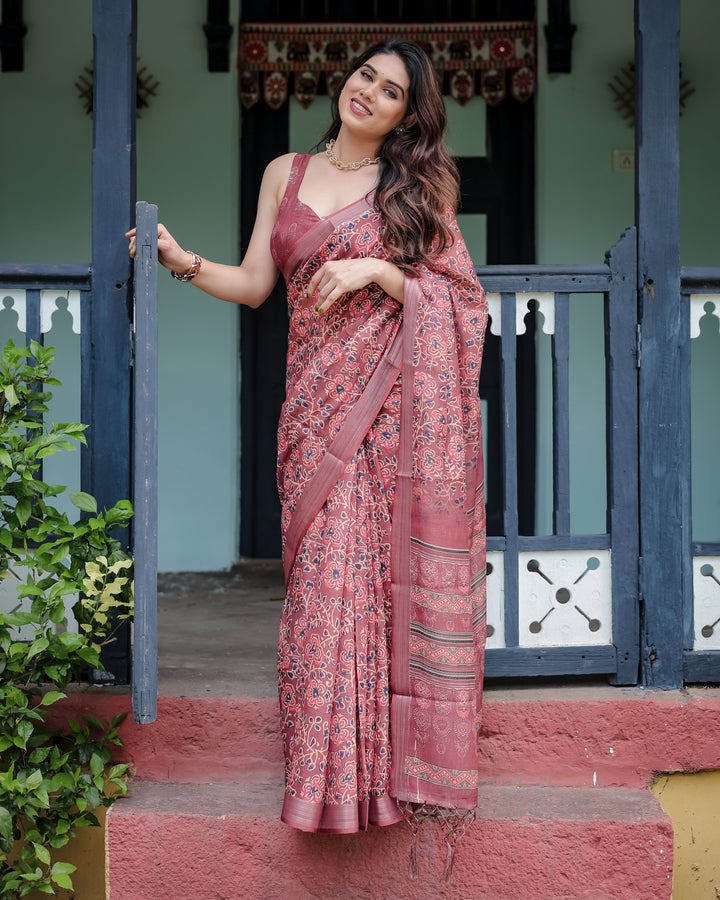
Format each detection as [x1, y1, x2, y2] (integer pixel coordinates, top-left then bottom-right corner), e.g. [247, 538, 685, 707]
[398, 801, 477, 883]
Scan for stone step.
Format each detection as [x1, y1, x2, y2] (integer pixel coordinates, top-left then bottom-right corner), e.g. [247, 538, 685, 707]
[58, 684, 720, 788]
[106, 779, 673, 900]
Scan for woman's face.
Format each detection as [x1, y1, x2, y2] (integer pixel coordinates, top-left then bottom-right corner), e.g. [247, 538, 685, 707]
[338, 53, 411, 141]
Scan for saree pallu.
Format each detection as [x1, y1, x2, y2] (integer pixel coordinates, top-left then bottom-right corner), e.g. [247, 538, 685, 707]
[271, 154, 488, 834]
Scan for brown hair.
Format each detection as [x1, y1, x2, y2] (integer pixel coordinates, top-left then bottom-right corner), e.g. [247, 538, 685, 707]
[320, 39, 459, 275]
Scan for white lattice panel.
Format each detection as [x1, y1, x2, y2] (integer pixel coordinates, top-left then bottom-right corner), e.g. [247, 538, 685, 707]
[1, 291, 26, 330]
[485, 550, 504, 649]
[41, 291, 81, 334]
[484, 292, 556, 337]
[690, 294, 720, 339]
[0, 290, 81, 334]
[693, 557, 720, 650]
[518, 549, 612, 647]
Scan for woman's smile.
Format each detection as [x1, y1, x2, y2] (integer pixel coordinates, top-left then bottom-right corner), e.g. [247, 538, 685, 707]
[349, 97, 372, 116]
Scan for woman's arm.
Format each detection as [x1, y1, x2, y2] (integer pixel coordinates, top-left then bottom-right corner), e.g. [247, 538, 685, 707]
[126, 154, 293, 308]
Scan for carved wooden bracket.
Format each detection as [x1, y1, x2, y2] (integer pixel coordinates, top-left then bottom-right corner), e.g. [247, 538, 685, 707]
[0, 0, 27, 72]
[203, 0, 234, 72]
[544, 0, 576, 74]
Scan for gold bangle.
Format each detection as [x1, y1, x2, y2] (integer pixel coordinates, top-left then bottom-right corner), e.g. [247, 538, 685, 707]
[171, 251, 202, 282]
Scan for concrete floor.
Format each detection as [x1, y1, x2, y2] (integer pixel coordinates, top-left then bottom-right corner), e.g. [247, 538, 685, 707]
[157, 559, 285, 699]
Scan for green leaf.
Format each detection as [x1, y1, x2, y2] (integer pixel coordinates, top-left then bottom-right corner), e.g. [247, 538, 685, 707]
[48, 834, 70, 849]
[0, 449, 12, 468]
[3, 382, 18, 407]
[32, 843, 51, 866]
[33, 788, 50, 808]
[4, 612, 34, 626]
[25, 770, 43, 790]
[82, 715, 104, 731]
[26, 637, 49, 661]
[15, 719, 33, 748]
[15, 498, 31, 526]
[76, 646, 100, 667]
[51, 862, 76, 877]
[0, 806, 13, 853]
[50, 773, 74, 791]
[68, 491, 97, 513]
[89, 753, 105, 777]
[56, 631, 82, 652]
[40, 691, 67, 707]
[51, 872, 74, 890]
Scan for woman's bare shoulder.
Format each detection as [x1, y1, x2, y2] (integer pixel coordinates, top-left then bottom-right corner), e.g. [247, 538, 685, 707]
[258, 153, 296, 209]
[261, 152, 291, 182]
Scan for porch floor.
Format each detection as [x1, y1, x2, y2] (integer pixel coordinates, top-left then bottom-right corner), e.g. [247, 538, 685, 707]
[156, 558, 285, 699]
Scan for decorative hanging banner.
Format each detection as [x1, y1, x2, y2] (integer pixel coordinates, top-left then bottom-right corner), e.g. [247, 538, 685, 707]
[238, 21, 536, 110]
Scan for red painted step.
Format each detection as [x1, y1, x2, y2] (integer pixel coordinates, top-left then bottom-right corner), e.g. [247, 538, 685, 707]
[56, 685, 720, 788]
[106, 779, 673, 900]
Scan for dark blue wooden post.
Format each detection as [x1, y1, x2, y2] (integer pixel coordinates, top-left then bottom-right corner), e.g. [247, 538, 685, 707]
[132, 201, 158, 724]
[500, 294, 520, 649]
[82, 0, 137, 683]
[552, 293, 570, 535]
[635, 0, 685, 687]
[606, 229, 640, 685]
[24, 290, 41, 349]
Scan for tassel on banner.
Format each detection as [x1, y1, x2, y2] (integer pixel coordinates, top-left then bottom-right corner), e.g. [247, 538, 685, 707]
[239, 70, 259, 109]
[294, 71, 319, 109]
[450, 69, 475, 106]
[512, 66, 535, 102]
[480, 68, 506, 106]
[263, 72, 288, 110]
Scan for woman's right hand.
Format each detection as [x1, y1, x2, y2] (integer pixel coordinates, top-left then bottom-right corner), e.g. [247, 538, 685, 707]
[125, 224, 195, 275]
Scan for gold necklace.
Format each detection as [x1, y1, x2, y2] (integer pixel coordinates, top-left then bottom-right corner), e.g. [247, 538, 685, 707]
[325, 139, 379, 171]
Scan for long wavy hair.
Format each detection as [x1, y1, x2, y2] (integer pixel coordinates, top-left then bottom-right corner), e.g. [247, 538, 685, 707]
[320, 39, 459, 275]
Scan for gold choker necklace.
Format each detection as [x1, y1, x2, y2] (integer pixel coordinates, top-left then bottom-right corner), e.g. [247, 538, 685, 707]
[325, 139, 379, 171]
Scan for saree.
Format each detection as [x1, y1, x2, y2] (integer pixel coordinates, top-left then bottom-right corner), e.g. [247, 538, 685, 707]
[271, 154, 488, 837]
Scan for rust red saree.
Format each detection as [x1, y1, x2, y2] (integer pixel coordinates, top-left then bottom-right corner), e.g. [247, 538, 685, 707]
[271, 154, 487, 835]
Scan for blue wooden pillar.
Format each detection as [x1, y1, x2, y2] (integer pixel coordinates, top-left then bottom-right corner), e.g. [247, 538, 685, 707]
[82, 0, 137, 683]
[635, 0, 685, 687]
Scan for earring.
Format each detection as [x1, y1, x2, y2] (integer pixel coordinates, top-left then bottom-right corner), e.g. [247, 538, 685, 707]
[395, 127, 405, 134]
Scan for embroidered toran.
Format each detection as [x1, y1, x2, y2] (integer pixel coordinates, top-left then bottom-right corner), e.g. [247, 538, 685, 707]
[239, 21, 536, 109]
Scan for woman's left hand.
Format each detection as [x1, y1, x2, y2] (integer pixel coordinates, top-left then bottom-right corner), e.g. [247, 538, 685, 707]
[307, 258, 404, 313]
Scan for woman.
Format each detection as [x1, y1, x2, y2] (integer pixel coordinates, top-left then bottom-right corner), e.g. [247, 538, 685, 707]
[128, 38, 487, 859]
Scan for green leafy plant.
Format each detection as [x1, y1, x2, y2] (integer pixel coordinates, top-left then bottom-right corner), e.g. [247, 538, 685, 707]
[0, 338, 134, 897]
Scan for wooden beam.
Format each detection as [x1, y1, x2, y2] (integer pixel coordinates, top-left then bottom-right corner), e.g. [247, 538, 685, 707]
[635, 0, 685, 688]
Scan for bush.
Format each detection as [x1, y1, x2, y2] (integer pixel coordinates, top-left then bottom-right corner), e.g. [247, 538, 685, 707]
[0, 339, 134, 897]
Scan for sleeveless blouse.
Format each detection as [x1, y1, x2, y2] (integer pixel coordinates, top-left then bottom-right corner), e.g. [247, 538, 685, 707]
[270, 154, 375, 283]
[270, 154, 319, 283]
